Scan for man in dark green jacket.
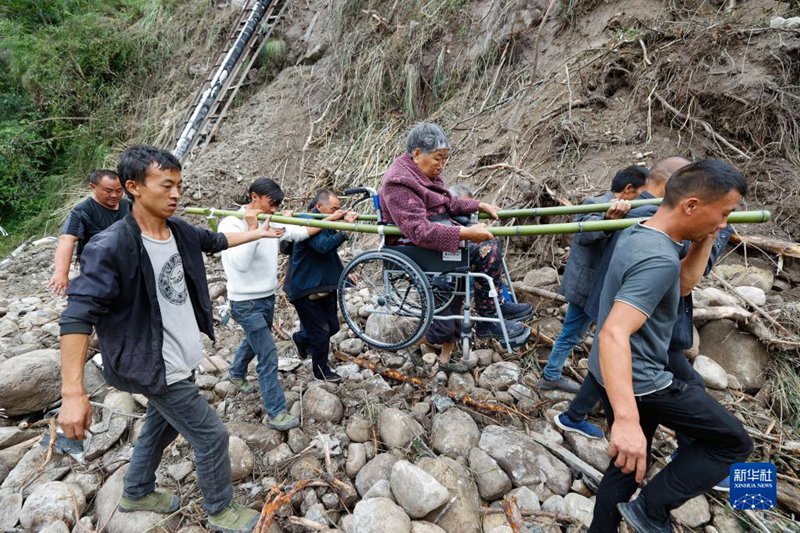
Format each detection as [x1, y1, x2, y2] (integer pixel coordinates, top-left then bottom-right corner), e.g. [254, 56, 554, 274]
[285, 189, 357, 381]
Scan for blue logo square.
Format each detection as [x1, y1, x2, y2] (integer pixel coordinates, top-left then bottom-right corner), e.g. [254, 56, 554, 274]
[730, 462, 777, 510]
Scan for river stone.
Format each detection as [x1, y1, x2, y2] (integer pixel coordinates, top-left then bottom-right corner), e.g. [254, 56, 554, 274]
[562, 432, 610, 472]
[734, 286, 766, 306]
[19, 481, 86, 531]
[447, 372, 475, 391]
[346, 443, 367, 478]
[352, 497, 411, 533]
[39, 520, 70, 533]
[478, 425, 571, 495]
[303, 384, 344, 423]
[364, 313, 418, 346]
[266, 443, 294, 466]
[542, 494, 566, 514]
[564, 492, 594, 528]
[468, 447, 511, 501]
[95, 465, 176, 533]
[346, 418, 373, 443]
[693, 355, 729, 390]
[363, 478, 394, 501]
[417, 456, 481, 533]
[713, 264, 773, 292]
[226, 421, 283, 452]
[0, 349, 62, 416]
[523, 267, 559, 287]
[685, 325, 700, 359]
[0, 317, 18, 337]
[290, 454, 322, 480]
[699, 319, 769, 392]
[379, 407, 424, 449]
[507, 486, 541, 514]
[86, 390, 140, 460]
[695, 287, 738, 307]
[340, 338, 364, 355]
[390, 460, 450, 518]
[478, 362, 521, 391]
[0, 489, 22, 530]
[356, 453, 399, 496]
[671, 494, 710, 527]
[410, 521, 446, 533]
[431, 408, 480, 458]
[229, 435, 254, 481]
[1, 443, 71, 497]
[711, 504, 746, 532]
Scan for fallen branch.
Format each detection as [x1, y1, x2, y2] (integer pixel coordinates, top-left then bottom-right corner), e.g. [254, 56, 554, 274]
[711, 271, 792, 336]
[526, 432, 604, 489]
[692, 305, 752, 324]
[512, 282, 568, 303]
[254, 479, 313, 533]
[728, 233, 800, 259]
[502, 495, 524, 532]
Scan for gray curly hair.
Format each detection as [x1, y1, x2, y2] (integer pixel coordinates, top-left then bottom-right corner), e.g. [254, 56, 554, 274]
[406, 122, 450, 156]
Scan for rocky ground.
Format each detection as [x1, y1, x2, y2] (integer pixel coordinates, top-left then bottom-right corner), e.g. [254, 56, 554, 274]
[0, 234, 799, 532]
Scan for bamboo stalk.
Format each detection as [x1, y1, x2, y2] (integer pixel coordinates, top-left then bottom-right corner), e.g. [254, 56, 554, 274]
[184, 207, 771, 236]
[292, 197, 664, 221]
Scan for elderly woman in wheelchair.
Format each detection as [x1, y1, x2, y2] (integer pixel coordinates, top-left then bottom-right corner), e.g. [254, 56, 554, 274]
[378, 122, 532, 350]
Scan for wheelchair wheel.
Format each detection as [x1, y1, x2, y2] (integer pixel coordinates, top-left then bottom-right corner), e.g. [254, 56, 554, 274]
[338, 249, 434, 351]
[429, 273, 460, 313]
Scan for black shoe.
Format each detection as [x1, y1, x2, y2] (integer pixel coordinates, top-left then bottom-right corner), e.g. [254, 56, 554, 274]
[475, 319, 526, 340]
[314, 370, 342, 383]
[617, 495, 671, 533]
[292, 332, 309, 359]
[498, 301, 533, 321]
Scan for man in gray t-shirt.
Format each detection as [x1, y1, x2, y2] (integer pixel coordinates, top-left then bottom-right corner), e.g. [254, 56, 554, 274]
[587, 160, 753, 533]
[142, 233, 203, 384]
[588, 222, 682, 396]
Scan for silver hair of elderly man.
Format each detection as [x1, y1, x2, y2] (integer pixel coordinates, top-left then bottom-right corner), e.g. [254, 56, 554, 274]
[406, 122, 451, 155]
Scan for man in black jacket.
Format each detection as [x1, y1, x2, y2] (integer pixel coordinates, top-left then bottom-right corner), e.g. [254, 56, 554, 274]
[286, 189, 357, 381]
[57, 145, 280, 533]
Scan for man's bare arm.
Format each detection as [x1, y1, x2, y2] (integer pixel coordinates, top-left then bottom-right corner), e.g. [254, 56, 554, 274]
[598, 301, 650, 482]
[58, 333, 93, 440]
[49, 235, 78, 296]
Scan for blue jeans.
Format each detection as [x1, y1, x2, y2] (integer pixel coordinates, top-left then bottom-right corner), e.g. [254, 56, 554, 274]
[229, 296, 287, 418]
[543, 303, 593, 381]
[123, 377, 232, 515]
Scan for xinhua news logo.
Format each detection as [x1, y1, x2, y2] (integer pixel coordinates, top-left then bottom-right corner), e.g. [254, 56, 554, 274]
[730, 462, 777, 511]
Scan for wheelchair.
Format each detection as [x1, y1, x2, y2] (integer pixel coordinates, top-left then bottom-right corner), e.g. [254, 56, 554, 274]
[336, 187, 523, 358]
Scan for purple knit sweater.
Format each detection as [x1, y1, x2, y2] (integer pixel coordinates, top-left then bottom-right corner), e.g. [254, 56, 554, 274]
[379, 153, 480, 253]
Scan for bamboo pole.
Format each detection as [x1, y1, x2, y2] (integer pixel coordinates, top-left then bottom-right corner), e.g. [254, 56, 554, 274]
[184, 207, 771, 236]
[292, 197, 663, 221]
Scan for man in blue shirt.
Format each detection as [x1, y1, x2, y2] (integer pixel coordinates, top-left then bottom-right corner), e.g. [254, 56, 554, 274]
[587, 160, 752, 533]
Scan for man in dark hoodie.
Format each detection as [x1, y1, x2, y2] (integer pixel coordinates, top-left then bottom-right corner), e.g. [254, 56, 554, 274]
[286, 189, 358, 382]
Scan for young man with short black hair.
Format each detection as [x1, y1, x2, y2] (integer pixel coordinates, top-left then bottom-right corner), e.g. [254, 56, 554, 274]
[49, 169, 130, 295]
[587, 160, 753, 533]
[58, 145, 279, 533]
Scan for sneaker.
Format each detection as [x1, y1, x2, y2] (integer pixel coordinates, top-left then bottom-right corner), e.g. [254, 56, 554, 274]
[617, 495, 671, 533]
[208, 501, 260, 533]
[537, 377, 580, 394]
[475, 318, 526, 340]
[228, 374, 255, 394]
[713, 475, 730, 492]
[292, 332, 309, 359]
[313, 370, 343, 383]
[555, 412, 604, 439]
[498, 301, 534, 321]
[118, 491, 180, 514]
[267, 411, 300, 431]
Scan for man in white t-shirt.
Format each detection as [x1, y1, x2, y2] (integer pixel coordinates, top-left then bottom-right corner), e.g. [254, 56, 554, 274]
[219, 177, 349, 431]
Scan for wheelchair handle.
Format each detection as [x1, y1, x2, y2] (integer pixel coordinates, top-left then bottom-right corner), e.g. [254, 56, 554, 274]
[343, 187, 377, 197]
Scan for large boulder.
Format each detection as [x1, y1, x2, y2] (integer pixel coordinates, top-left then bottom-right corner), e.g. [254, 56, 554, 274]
[699, 319, 769, 392]
[0, 349, 62, 416]
[478, 425, 572, 496]
[390, 460, 450, 518]
[352, 497, 411, 533]
[417, 456, 481, 533]
[379, 408, 424, 449]
[19, 481, 86, 531]
[303, 385, 344, 423]
[430, 408, 480, 459]
[95, 465, 177, 533]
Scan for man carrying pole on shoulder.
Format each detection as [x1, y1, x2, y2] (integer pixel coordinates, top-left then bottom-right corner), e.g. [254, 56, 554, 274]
[57, 145, 280, 533]
[587, 159, 753, 533]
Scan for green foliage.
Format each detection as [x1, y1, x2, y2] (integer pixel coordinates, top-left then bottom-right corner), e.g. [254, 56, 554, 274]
[0, 0, 183, 252]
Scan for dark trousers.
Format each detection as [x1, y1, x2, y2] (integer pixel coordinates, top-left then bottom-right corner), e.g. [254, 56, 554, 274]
[468, 239, 505, 316]
[588, 374, 753, 532]
[565, 347, 705, 424]
[123, 377, 232, 515]
[293, 293, 339, 376]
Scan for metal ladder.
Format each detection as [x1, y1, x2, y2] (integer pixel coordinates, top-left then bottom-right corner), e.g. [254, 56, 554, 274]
[173, 0, 288, 161]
